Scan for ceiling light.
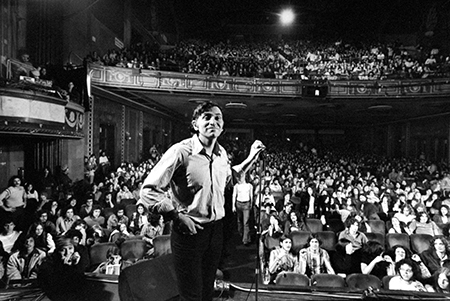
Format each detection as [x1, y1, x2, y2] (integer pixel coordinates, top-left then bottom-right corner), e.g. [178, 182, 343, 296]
[188, 98, 209, 103]
[225, 102, 247, 109]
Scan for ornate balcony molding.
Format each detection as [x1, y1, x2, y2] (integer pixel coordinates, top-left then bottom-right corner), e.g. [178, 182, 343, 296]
[0, 87, 84, 138]
[89, 64, 450, 99]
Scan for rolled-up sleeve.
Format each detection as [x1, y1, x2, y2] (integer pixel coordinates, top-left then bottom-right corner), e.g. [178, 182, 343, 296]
[140, 145, 181, 212]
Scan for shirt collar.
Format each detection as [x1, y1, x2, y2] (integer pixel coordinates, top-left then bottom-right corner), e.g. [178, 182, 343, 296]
[192, 135, 221, 156]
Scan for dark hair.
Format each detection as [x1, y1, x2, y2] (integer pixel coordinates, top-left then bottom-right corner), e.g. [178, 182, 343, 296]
[71, 219, 88, 230]
[307, 233, 322, 247]
[25, 182, 35, 193]
[62, 206, 76, 216]
[149, 213, 162, 226]
[362, 240, 384, 257]
[190, 101, 222, 134]
[106, 246, 120, 259]
[279, 234, 292, 243]
[65, 229, 83, 240]
[395, 258, 419, 281]
[416, 211, 429, 222]
[344, 216, 360, 229]
[388, 245, 412, 260]
[433, 267, 450, 293]
[91, 204, 103, 216]
[135, 203, 147, 213]
[431, 236, 450, 251]
[7, 175, 21, 186]
[17, 234, 35, 255]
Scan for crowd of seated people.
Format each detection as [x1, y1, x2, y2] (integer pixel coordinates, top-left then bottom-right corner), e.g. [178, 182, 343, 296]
[87, 38, 450, 80]
[0, 145, 166, 289]
[2, 137, 450, 295]
[239, 139, 450, 293]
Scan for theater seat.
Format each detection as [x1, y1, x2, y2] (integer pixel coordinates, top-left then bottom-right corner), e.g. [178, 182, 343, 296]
[306, 218, 323, 233]
[290, 231, 311, 253]
[386, 233, 410, 250]
[125, 204, 137, 220]
[153, 234, 172, 257]
[326, 219, 345, 234]
[120, 198, 137, 207]
[364, 232, 385, 247]
[119, 254, 178, 301]
[316, 231, 337, 252]
[367, 220, 386, 234]
[410, 234, 433, 254]
[382, 275, 394, 290]
[346, 273, 382, 290]
[311, 274, 346, 288]
[264, 236, 280, 251]
[103, 207, 115, 221]
[120, 239, 148, 261]
[89, 242, 117, 271]
[275, 272, 310, 287]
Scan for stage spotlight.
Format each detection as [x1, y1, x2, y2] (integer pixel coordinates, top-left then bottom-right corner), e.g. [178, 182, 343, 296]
[279, 9, 295, 25]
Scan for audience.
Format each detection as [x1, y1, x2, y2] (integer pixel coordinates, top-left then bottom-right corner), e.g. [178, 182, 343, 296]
[87, 39, 450, 81]
[1, 136, 450, 296]
[6, 234, 46, 282]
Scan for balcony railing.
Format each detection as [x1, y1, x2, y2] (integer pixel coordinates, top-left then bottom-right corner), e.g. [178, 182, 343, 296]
[89, 64, 450, 99]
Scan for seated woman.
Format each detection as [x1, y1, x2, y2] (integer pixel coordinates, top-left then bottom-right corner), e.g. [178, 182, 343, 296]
[393, 204, 416, 228]
[261, 213, 283, 239]
[387, 216, 412, 235]
[28, 222, 55, 254]
[433, 205, 450, 236]
[296, 234, 335, 277]
[425, 267, 450, 293]
[283, 211, 307, 235]
[268, 234, 297, 283]
[129, 203, 149, 235]
[6, 234, 46, 281]
[420, 236, 450, 276]
[83, 205, 105, 229]
[389, 258, 427, 291]
[409, 211, 442, 236]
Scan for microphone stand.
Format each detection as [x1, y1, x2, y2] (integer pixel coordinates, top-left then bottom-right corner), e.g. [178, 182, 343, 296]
[254, 153, 266, 301]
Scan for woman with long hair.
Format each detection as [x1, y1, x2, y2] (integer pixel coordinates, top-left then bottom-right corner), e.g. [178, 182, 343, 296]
[433, 204, 450, 235]
[426, 267, 450, 293]
[283, 211, 307, 235]
[29, 222, 55, 254]
[410, 211, 442, 236]
[129, 203, 149, 235]
[388, 216, 413, 235]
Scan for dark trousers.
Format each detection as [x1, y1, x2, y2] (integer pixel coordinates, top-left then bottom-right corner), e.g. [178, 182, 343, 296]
[171, 219, 223, 301]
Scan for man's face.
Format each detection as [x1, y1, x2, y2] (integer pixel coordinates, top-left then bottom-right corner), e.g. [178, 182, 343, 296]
[4, 222, 15, 233]
[39, 213, 48, 223]
[25, 237, 35, 252]
[192, 106, 224, 141]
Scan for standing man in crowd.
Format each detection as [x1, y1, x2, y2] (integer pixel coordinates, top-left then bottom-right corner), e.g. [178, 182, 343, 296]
[140, 101, 265, 301]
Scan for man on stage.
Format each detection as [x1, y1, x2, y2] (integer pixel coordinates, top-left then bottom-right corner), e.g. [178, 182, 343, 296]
[140, 101, 264, 301]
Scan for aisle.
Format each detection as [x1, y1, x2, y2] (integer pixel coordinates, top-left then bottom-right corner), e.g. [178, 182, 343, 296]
[219, 214, 260, 284]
